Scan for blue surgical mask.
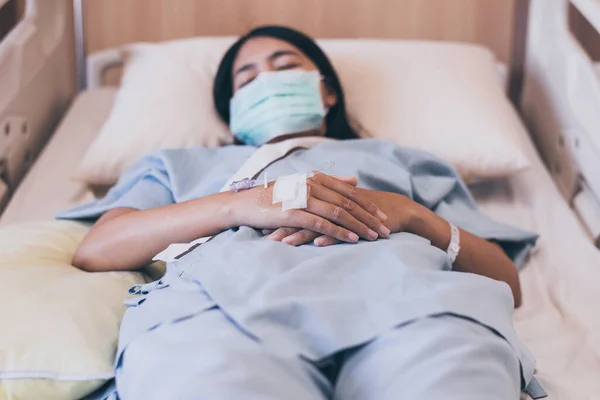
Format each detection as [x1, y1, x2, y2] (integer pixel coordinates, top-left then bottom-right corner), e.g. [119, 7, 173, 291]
[229, 70, 326, 146]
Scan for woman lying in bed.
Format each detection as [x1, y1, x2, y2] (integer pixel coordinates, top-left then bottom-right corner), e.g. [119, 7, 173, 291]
[60, 26, 541, 400]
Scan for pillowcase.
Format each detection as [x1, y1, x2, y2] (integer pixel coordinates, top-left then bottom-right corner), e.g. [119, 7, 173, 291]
[326, 40, 530, 182]
[0, 221, 145, 400]
[74, 38, 236, 186]
[74, 37, 530, 186]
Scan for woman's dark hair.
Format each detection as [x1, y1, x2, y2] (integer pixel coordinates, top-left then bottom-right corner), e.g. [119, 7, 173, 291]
[213, 25, 359, 141]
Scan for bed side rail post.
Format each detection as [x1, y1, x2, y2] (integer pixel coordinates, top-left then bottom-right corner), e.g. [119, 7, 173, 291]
[521, 0, 600, 247]
[0, 0, 77, 215]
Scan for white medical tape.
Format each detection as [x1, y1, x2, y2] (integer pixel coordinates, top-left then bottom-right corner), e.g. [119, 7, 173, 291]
[272, 172, 308, 211]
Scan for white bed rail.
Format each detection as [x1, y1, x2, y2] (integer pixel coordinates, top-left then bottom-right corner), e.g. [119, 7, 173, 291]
[0, 0, 76, 213]
[522, 0, 600, 246]
[86, 48, 124, 89]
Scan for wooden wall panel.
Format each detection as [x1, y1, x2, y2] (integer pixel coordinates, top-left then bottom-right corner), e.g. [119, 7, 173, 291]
[83, 0, 516, 62]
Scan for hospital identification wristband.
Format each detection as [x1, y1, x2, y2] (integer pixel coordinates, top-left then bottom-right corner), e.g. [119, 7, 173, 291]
[446, 223, 461, 265]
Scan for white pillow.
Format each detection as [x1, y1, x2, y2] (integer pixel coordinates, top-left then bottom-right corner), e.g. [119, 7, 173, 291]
[74, 37, 530, 185]
[0, 221, 146, 400]
[74, 39, 236, 186]
[326, 40, 530, 182]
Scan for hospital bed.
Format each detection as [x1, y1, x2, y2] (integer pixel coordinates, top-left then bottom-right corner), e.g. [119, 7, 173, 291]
[1, 0, 600, 399]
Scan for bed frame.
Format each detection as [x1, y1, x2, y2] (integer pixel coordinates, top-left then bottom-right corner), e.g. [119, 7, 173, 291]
[0, 0, 599, 246]
[0, 0, 76, 209]
[521, 0, 600, 246]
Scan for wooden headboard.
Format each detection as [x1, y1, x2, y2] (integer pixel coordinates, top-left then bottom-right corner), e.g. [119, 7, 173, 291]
[77, 0, 530, 104]
[82, 0, 517, 63]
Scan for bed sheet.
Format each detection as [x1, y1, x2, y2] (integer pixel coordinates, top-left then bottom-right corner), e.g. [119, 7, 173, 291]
[0, 88, 117, 227]
[470, 125, 600, 399]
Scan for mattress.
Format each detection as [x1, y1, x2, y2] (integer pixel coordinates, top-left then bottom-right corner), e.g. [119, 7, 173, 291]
[2, 86, 600, 399]
[471, 127, 600, 398]
[0, 88, 117, 227]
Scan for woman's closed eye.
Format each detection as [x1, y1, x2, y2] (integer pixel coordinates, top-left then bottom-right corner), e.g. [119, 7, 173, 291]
[238, 76, 256, 89]
[237, 63, 301, 89]
[272, 52, 303, 71]
[276, 62, 301, 71]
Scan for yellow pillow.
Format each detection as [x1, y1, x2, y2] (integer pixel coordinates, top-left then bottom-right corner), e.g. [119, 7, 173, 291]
[0, 221, 145, 400]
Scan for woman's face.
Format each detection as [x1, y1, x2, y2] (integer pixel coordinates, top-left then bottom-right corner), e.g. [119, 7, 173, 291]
[231, 36, 337, 109]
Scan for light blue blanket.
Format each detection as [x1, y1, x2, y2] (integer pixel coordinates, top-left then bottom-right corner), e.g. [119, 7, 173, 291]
[59, 139, 542, 399]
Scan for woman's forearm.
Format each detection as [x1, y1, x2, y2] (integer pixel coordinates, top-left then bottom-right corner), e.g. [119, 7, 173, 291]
[407, 204, 522, 308]
[73, 191, 238, 272]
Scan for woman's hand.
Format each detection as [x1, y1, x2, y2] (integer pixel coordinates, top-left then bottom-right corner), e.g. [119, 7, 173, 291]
[232, 173, 390, 243]
[263, 189, 418, 246]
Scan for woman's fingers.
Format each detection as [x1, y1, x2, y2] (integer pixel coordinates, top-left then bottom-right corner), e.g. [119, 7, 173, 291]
[262, 173, 389, 244]
[311, 172, 388, 222]
[304, 197, 377, 240]
[332, 176, 358, 186]
[287, 210, 360, 243]
[282, 232, 340, 247]
[266, 227, 300, 241]
[314, 235, 339, 247]
[280, 229, 321, 246]
[308, 182, 390, 238]
[265, 227, 339, 247]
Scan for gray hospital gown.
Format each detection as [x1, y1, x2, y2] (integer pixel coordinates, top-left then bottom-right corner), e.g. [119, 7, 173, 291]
[60, 139, 544, 399]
